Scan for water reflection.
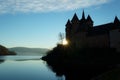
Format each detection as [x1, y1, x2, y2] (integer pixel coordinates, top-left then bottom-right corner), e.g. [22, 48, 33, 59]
[0, 56, 65, 80]
[0, 60, 4, 64]
[45, 60, 116, 80]
[0, 56, 5, 64]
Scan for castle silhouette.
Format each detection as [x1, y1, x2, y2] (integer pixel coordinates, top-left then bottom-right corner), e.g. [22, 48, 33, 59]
[65, 10, 120, 52]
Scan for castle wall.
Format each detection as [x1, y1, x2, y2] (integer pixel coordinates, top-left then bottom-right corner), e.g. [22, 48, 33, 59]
[74, 32, 87, 48]
[87, 34, 109, 48]
[69, 32, 87, 48]
[110, 29, 120, 52]
[69, 32, 110, 48]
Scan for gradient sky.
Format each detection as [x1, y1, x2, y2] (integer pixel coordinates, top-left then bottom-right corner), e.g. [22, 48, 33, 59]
[0, 0, 120, 49]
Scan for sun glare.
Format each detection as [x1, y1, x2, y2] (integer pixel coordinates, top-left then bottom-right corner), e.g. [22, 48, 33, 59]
[62, 39, 68, 45]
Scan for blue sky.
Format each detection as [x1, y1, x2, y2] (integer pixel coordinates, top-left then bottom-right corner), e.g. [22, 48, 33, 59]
[0, 0, 120, 49]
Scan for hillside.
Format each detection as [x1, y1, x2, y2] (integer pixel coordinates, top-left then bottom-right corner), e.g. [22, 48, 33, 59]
[9, 47, 49, 56]
[0, 45, 16, 55]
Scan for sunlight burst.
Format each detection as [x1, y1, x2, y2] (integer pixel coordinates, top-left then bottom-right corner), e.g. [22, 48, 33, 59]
[62, 39, 68, 45]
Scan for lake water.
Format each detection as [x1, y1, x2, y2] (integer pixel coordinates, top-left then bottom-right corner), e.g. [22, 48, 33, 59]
[0, 56, 65, 80]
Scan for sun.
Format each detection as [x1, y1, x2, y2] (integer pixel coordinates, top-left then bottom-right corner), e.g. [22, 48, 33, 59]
[62, 39, 68, 45]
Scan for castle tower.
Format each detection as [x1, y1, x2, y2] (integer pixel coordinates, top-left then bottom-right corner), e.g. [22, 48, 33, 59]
[114, 16, 120, 25]
[86, 15, 93, 28]
[65, 19, 72, 43]
[82, 10, 85, 20]
[71, 13, 79, 24]
[65, 11, 94, 47]
[78, 11, 93, 31]
[114, 16, 120, 28]
[71, 13, 79, 33]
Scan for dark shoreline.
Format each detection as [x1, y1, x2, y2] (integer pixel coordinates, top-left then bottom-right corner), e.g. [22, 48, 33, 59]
[42, 44, 120, 80]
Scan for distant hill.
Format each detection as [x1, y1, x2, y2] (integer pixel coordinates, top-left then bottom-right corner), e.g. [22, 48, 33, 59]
[9, 47, 49, 56]
[0, 45, 16, 55]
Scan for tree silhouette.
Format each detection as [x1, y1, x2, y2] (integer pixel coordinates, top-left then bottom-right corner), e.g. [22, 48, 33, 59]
[58, 32, 64, 44]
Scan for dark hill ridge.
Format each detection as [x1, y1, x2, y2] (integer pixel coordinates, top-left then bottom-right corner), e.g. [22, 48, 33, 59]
[0, 45, 16, 55]
[9, 47, 49, 56]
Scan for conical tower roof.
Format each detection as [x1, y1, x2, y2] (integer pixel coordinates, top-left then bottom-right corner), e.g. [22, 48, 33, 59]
[80, 10, 86, 22]
[82, 10, 85, 20]
[114, 16, 120, 23]
[71, 13, 79, 23]
[87, 15, 93, 23]
[66, 19, 71, 26]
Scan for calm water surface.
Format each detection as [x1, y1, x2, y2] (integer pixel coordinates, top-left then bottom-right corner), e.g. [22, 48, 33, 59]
[0, 56, 65, 80]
